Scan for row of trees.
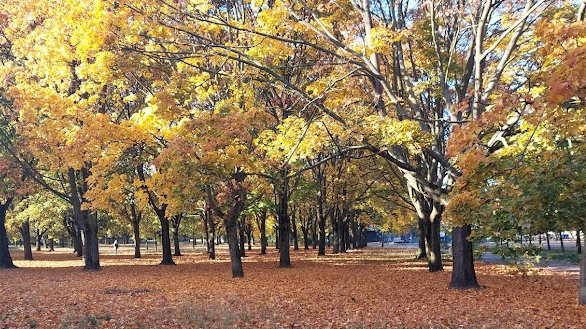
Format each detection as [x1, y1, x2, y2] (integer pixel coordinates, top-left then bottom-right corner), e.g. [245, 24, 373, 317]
[0, 0, 584, 300]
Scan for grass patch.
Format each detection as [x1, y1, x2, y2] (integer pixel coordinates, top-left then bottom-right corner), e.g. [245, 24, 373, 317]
[540, 250, 581, 264]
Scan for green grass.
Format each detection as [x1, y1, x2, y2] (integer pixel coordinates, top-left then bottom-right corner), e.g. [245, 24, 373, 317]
[539, 250, 582, 264]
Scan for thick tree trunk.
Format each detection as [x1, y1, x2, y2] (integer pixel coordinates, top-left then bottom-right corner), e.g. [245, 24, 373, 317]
[20, 220, 33, 260]
[450, 224, 479, 289]
[159, 216, 175, 265]
[82, 211, 101, 271]
[48, 238, 54, 251]
[133, 221, 141, 259]
[0, 202, 16, 269]
[278, 192, 291, 267]
[225, 212, 244, 278]
[426, 207, 443, 272]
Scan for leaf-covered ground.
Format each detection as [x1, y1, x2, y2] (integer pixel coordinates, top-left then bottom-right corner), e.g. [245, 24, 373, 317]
[1, 245, 584, 328]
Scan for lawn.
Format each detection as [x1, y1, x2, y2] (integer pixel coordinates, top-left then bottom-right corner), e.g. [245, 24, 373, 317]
[1, 245, 584, 328]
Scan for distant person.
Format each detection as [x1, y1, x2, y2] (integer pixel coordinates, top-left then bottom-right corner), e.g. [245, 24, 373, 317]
[114, 239, 119, 255]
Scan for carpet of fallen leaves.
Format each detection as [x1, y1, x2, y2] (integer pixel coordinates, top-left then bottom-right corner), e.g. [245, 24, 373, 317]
[1, 244, 584, 329]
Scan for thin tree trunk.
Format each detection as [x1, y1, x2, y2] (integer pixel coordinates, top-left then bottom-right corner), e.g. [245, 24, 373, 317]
[36, 230, 42, 252]
[450, 224, 479, 289]
[291, 208, 299, 251]
[577, 230, 582, 254]
[546, 233, 551, 250]
[20, 220, 33, 260]
[133, 220, 141, 258]
[238, 216, 246, 257]
[258, 209, 267, 255]
[172, 214, 182, 257]
[579, 249, 586, 305]
[559, 231, 565, 252]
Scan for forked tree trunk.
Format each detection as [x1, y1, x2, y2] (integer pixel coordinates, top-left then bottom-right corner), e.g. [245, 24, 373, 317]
[450, 224, 479, 289]
[20, 220, 33, 261]
[426, 205, 443, 272]
[0, 200, 16, 269]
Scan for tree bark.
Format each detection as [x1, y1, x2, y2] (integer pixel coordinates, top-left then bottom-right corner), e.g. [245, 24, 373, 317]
[291, 207, 299, 251]
[278, 189, 291, 267]
[450, 224, 479, 289]
[172, 214, 182, 257]
[35, 229, 42, 252]
[577, 230, 582, 254]
[132, 219, 141, 259]
[238, 216, 246, 257]
[225, 214, 243, 277]
[416, 218, 427, 259]
[426, 204, 443, 272]
[277, 168, 291, 267]
[159, 215, 175, 265]
[20, 220, 33, 260]
[256, 209, 267, 255]
[0, 200, 16, 269]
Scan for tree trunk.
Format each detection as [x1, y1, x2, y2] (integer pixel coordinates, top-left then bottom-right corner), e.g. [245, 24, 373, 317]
[159, 215, 175, 265]
[415, 218, 427, 259]
[291, 208, 299, 251]
[559, 231, 565, 252]
[312, 213, 317, 250]
[132, 220, 141, 259]
[577, 230, 582, 254]
[48, 238, 54, 251]
[258, 209, 267, 255]
[449, 224, 479, 289]
[20, 220, 33, 261]
[579, 249, 586, 305]
[278, 193, 291, 267]
[246, 223, 252, 251]
[238, 216, 246, 257]
[302, 226, 309, 250]
[225, 215, 243, 278]
[172, 226, 181, 256]
[172, 214, 182, 257]
[318, 203, 326, 256]
[426, 206, 443, 272]
[82, 211, 101, 271]
[546, 233, 551, 250]
[0, 201, 16, 269]
[35, 230, 42, 252]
